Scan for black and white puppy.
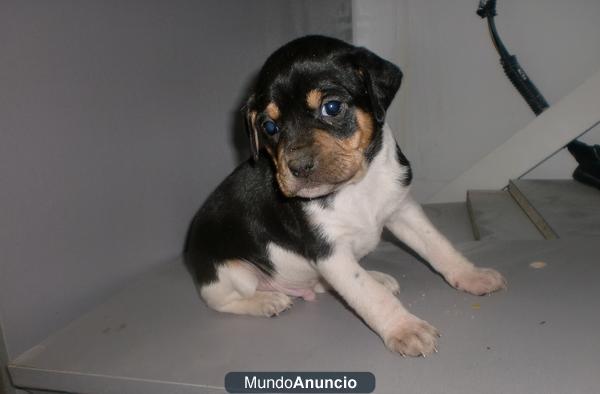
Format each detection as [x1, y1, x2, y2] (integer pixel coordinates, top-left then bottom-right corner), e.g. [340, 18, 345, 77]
[184, 36, 506, 357]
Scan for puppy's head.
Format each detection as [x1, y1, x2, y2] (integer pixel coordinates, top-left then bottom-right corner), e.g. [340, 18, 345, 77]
[245, 35, 402, 198]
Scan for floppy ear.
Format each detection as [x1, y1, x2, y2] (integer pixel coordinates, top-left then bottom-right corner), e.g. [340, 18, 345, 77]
[348, 48, 403, 125]
[244, 95, 260, 161]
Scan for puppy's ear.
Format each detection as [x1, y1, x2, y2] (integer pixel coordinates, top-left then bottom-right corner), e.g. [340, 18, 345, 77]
[244, 95, 260, 161]
[347, 48, 402, 125]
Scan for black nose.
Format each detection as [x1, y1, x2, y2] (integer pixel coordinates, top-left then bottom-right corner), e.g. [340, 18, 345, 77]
[287, 156, 315, 178]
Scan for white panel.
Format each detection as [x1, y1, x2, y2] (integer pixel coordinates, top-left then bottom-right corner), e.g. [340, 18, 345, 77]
[355, 0, 600, 202]
[430, 69, 600, 202]
[0, 0, 352, 360]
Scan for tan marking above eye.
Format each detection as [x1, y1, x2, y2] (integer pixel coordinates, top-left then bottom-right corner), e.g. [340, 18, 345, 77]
[306, 89, 323, 110]
[266, 102, 280, 120]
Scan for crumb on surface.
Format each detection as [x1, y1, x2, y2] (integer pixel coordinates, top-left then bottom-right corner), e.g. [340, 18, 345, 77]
[530, 261, 547, 269]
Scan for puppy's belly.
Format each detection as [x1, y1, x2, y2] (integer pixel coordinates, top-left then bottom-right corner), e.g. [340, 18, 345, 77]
[266, 242, 320, 300]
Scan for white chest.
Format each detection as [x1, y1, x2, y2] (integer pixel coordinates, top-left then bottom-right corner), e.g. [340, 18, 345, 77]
[307, 127, 410, 259]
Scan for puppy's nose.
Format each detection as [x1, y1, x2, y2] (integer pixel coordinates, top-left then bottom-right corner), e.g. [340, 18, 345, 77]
[287, 156, 315, 178]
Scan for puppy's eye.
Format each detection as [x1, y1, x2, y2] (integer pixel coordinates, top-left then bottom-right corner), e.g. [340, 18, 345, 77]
[262, 120, 280, 135]
[321, 100, 343, 117]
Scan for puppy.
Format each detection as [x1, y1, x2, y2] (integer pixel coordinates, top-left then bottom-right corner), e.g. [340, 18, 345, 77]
[184, 35, 506, 357]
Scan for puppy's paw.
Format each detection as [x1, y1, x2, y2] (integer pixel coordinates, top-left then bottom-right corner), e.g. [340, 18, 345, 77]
[368, 270, 400, 295]
[450, 267, 507, 296]
[383, 315, 440, 357]
[254, 291, 293, 317]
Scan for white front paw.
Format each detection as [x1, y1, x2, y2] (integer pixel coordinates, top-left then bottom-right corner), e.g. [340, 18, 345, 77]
[383, 315, 440, 357]
[449, 267, 507, 296]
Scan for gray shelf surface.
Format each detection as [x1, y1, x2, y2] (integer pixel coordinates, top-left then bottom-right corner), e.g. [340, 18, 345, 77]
[510, 179, 600, 238]
[422, 202, 476, 243]
[9, 239, 600, 394]
[467, 190, 544, 241]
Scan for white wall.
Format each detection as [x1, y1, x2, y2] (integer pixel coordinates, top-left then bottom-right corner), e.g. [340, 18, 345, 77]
[354, 0, 600, 202]
[0, 0, 351, 360]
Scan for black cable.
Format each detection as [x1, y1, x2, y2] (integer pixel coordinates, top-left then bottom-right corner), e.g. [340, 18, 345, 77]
[477, 0, 549, 116]
[476, 0, 600, 186]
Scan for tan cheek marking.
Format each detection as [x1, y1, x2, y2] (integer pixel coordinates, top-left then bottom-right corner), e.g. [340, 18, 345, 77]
[266, 102, 280, 120]
[355, 108, 375, 151]
[274, 144, 294, 196]
[313, 130, 337, 152]
[313, 130, 363, 181]
[309, 109, 373, 154]
[306, 89, 323, 110]
[313, 129, 359, 154]
[347, 127, 362, 151]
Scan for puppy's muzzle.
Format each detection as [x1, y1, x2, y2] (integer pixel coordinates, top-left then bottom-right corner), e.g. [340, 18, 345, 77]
[276, 139, 365, 198]
[286, 146, 315, 178]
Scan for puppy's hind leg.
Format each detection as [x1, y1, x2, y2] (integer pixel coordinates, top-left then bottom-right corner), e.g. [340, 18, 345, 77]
[200, 260, 292, 317]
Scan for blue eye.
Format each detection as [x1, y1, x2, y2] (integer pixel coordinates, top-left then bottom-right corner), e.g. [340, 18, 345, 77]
[262, 120, 279, 135]
[321, 100, 343, 117]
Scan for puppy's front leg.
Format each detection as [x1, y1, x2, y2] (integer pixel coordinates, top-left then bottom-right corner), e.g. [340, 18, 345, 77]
[318, 250, 439, 356]
[386, 196, 506, 295]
